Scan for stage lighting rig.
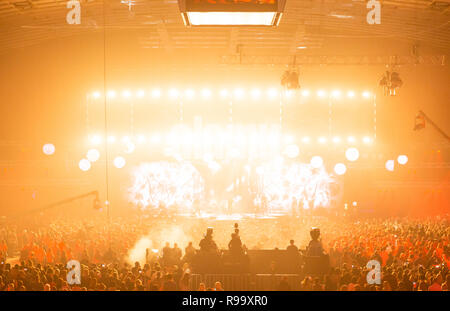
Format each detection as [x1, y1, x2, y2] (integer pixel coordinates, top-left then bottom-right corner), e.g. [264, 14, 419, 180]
[379, 69, 403, 96]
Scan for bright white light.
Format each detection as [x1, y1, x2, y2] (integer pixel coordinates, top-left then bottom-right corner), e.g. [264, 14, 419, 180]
[90, 135, 102, 145]
[301, 90, 310, 97]
[201, 88, 212, 98]
[125, 141, 135, 154]
[233, 88, 245, 99]
[150, 134, 161, 143]
[92, 91, 101, 99]
[79, 159, 91, 172]
[347, 136, 356, 143]
[362, 136, 372, 144]
[185, 89, 195, 99]
[137, 135, 146, 144]
[332, 136, 341, 144]
[267, 88, 278, 99]
[136, 90, 145, 98]
[362, 91, 371, 98]
[352, 201, 358, 206]
[310, 156, 324, 168]
[345, 147, 360, 162]
[107, 90, 116, 98]
[122, 90, 132, 98]
[331, 90, 341, 98]
[397, 155, 408, 165]
[169, 88, 179, 99]
[285, 144, 300, 159]
[385, 159, 394, 171]
[114, 156, 126, 169]
[318, 137, 327, 144]
[186, 12, 278, 26]
[219, 89, 229, 98]
[347, 91, 355, 98]
[107, 135, 116, 144]
[317, 90, 326, 98]
[42, 143, 55, 155]
[334, 163, 347, 175]
[250, 89, 261, 99]
[86, 149, 100, 162]
[151, 89, 161, 98]
[302, 136, 310, 143]
[284, 135, 294, 144]
[285, 90, 294, 98]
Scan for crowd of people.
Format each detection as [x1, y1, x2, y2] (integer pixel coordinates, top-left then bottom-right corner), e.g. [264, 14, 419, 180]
[0, 213, 448, 291]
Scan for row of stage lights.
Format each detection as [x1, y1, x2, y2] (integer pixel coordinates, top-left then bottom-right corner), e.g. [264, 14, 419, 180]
[86, 134, 374, 146]
[90, 88, 373, 100]
[42, 143, 408, 173]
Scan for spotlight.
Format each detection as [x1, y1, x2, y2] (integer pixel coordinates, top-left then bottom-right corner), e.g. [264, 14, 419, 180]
[280, 70, 300, 90]
[310, 156, 323, 168]
[136, 90, 145, 98]
[151, 89, 162, 98]
[397, 155, 408, 165]
[301, 90, 310, 97]
[220, 89, 229, 98]
[334, 163, 347, 175]
[92, 91, 101, 99]
[317, 90, 326, 98]
[332, 136, 341, 144]
[250, 88, 261, 99]
[122, 90, 132, 98]
[90, 135, 102, 145]
[137, 135, 146, 144]
[185, 89, 195, 99]
[301, 136, 310, 144]
[169, 88, 179, 99]
[362, 91, 371, 98]
[79, 159, 91, 172]
[201, 88, 212, 98]
[107, 90, 116, 98]
[347, 91, 355, 98]
[318, 136, 327, 144]
[347, 136, 356, 143]
[362, 136, 372, 144]
[42, 143, 55, 155]
[345, 147, 359, 162]
[86, 149, 100, 162]
[233, 88, 245, 99]
[385, 159, 395, 171]
[267, 88, 278, 99]
[107, 136, 116, 144]
[114, 156, 126, 169]
[331, 90, 341, 98]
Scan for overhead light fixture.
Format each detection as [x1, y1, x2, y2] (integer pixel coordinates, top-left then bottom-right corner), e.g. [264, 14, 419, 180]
[179, 0, 286, 27]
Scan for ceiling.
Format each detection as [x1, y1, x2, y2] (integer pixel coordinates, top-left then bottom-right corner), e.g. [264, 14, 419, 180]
[0, 0, 449, 57]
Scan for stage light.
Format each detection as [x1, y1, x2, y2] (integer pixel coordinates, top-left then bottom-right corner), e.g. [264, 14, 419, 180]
[385, 159, 394, 171]
[285, 144, 299, 159]
[121, 136, 131, 143]
[86, 149, 100, 162]
[184, 89, 195, 99]
[362, 136, 372, 144]
[150, 134, 161, 143]
[301, 136, 310, 143]
[345, 147, 359, 162]
[301, 90, 310, 97]
[184, 12, 280, 26]
[137, 135, 146, 144]
[347, 136, 356, 143]
[233, 88, 245, 99]
[352, 201, 358, 206]
[169, 88, 179, 99]
[362, 91, 371, 98]
[113, 156, 126, 169]
[334, 163, 347, 175]
[42, 143, 55, 155]
[151, 89, 161, 98]
[397, 155, 408, 165]
[136, 90, 145, 98]
[267, 88, 278, 99]
[310, 156, 323, 168]
[283, 135, 294, 144]
[347, 91, 355, 98]
[317, 90, 326, 98]
[331, 90, 341, 98]
[250, 88, 261, 99]
[107, 135, 116, 144]
[332, 136, 341, 144]
[220, 89, 229, 98]
[90, 135, 102, 145]
[318, 136, 327, 144]
[201, 88, 212, 98]
[125, 141, 135, 154]
[122, 90, 132, 98]
[107, 90, 116, 98]
[79, 159, 91, 172]
[92, 91, 101, 99]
